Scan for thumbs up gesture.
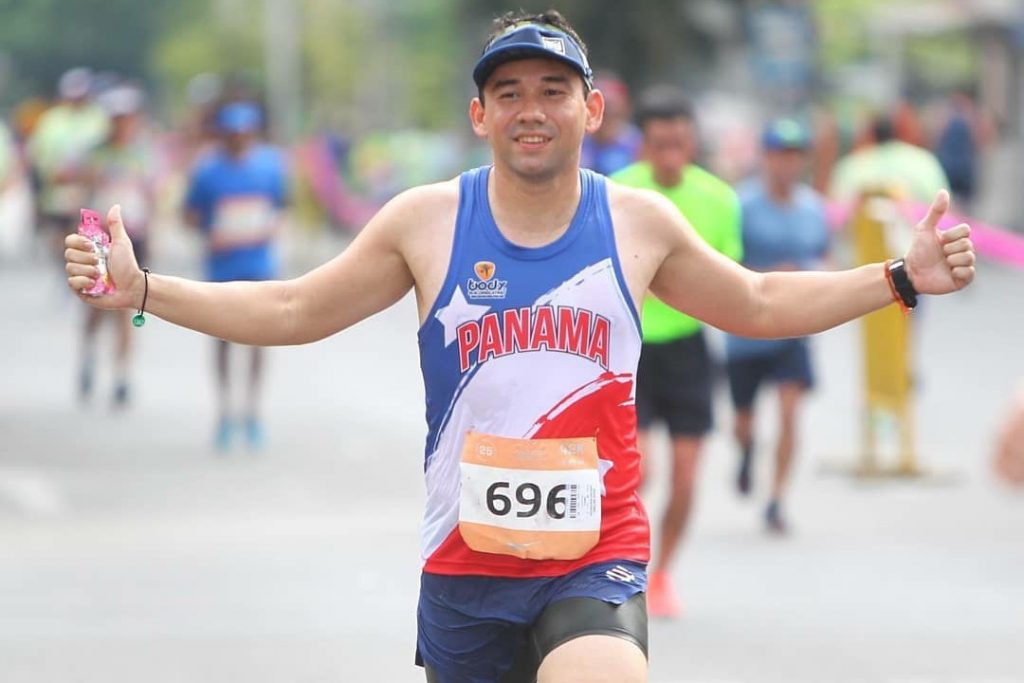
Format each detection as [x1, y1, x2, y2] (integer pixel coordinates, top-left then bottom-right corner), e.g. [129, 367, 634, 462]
[904, 190, 976, 295]
[65, 205, 145, 310]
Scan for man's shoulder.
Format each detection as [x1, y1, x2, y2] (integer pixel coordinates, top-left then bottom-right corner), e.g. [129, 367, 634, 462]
[737, 176, 766, 205]
[190, 149, 226, 180]
[793, 183, 825, 210]
[895, 141, 944, 169]
[607, 177, 670, 211]
[251, 143, 286, 166]
[393, 176, 460, 206]
[606, 179, 688, 240]
[376, 177, 461, 229]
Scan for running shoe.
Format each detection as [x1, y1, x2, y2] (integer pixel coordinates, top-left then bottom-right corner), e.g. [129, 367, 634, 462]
[245, 416, 265, 452]
[765, 500, 788, 535]
[112, 382, 130, 409]
[78, 365, 94, 403]
[736, 448, 753, 496]
[214, 417, 234, 453]
[647, 570, 682, 619]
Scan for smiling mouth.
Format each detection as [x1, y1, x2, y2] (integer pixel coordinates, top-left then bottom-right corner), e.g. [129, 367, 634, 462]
[515, 135, 550, 146]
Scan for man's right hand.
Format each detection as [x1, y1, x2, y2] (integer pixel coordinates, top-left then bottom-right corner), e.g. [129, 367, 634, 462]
[65, 204, 145, 311]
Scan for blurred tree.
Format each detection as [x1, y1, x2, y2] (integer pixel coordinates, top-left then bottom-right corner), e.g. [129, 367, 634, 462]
[151, 0, 465, 134]
[151, 0, 263, 116]
[0, 0, 166, 103]
[304, 0, 462, 132]
[458, 0, 718, 92]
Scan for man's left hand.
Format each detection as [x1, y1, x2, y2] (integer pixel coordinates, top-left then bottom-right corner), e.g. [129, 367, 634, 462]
[904, 190, 976, 295]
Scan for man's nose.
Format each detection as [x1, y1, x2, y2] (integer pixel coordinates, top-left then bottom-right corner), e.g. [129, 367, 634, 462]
[517, 96, 547, 124]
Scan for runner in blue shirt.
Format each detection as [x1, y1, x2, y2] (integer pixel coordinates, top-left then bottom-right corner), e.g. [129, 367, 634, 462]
[184, 101, 288, 452]
[726, 119, 829, 533]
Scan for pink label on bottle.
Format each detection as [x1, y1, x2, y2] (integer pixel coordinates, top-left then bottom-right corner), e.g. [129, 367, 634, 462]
[78, 208, 115, 296]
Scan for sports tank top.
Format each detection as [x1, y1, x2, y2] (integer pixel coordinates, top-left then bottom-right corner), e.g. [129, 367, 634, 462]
[417, 166, 649, 577]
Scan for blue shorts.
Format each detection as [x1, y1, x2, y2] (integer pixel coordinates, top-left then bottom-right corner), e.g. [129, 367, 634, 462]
[726, 338, 814, 410]
[416, 560, 647, 683]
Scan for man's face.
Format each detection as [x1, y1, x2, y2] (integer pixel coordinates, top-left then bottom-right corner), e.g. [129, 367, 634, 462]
[224, 130, 256, 156]
[763, 148, 805, 188]
[111, 113, 140, 141]
[641, 117, 694, 187]
[470, 58, 603, 182]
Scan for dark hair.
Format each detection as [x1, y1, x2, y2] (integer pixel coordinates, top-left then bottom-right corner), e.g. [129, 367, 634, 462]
[478, 9, 591, 100]
[484, 9, 589, 55]
[871, 115, 895, 144]
[635, 85, 694, 130]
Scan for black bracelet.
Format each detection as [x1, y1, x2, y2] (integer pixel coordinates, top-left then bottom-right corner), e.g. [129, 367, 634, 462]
[132, 268, 150, 328]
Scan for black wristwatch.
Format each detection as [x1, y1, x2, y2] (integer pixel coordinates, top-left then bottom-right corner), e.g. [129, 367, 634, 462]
[887, 258, 918, 309]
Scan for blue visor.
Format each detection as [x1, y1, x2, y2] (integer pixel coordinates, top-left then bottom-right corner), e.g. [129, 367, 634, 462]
[217, 102, 262, 134]
[473, 24, 593, 90]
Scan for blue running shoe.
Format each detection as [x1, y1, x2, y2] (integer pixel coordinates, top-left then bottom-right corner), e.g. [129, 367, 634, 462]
[215, 417, 234, 453]
[245, 417, 265, 452]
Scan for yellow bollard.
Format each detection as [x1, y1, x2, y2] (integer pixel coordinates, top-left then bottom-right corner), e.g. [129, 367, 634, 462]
[850, 190, 920, 477]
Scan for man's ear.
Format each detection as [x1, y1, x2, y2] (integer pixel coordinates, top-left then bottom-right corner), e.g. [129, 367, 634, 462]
[469, 97, 487, 139]
[584, 88, 606, 135]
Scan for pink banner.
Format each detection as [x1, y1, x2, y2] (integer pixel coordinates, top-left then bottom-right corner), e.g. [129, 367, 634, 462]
[826, 200, 1024, 268]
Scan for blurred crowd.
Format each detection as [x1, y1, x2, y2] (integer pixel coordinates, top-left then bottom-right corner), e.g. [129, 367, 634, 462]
[0, 64, 1019, 567]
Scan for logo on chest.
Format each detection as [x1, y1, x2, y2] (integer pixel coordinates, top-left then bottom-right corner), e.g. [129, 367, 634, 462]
[467, 260, 508, 300]
[456, 305, 611, 373]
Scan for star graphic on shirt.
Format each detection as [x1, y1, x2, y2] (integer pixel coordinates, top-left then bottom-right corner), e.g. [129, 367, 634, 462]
[599, 458, 614, 496]
[435, 286, 491, 347]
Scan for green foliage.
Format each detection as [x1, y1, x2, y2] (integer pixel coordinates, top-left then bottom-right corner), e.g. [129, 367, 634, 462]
[456, 0, 714, 91]
[905, 32, 976, 89]
[0, 0, 165, 101]
[151, 0, 264, 113]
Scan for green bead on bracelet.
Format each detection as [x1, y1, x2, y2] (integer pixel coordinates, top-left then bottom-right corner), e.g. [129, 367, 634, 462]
[134, 268, 150, 328]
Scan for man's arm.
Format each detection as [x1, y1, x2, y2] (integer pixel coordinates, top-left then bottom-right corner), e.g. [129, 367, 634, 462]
[646, 189, 974, 339]
[65, 187, 427, 346]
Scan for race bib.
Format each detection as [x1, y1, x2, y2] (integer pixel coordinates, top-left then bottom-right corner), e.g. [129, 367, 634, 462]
[211, 195, 278, 247]
[458, 431, 601, 561]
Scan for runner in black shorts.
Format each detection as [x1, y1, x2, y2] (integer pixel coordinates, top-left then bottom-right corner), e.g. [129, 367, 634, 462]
[613, 87, 743, 617]
[635, 332, 713, 436]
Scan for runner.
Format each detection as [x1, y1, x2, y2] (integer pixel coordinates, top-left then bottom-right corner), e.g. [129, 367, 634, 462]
[79, 85, 157, 407]
[725, 119, 830, 533]
[183, 100, 288, 452]
[580, 72, 641, 176]
[63, 10, 975, 683]
[612, 86, 742, 618]
[27, 67, 109, 266]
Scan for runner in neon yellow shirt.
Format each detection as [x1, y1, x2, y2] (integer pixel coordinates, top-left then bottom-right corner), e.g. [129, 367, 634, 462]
[611, 86, 741, 619]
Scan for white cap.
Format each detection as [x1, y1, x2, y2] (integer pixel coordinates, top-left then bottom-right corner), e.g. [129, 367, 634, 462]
[58, 67, 92, 100]
[98, 86, 144, 117]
